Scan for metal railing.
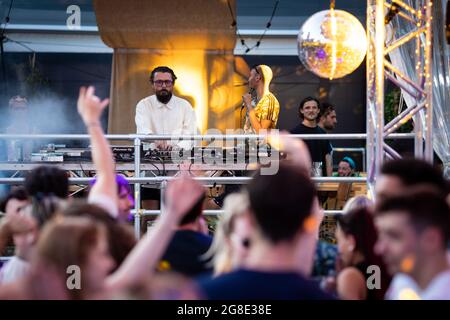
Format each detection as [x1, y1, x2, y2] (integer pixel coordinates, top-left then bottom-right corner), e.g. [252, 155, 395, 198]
[0, 176, 366, 185]
[0, 133, 415, 140]
[0, 133, 414, 237]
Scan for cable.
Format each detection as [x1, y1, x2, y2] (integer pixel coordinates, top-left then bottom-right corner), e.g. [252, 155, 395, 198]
[226, 0, 237, 27]
[64, 64, 109, 81]
[5, 37, 34, 52]
[79, 162, 89, 177]
[145, 157, 162, 176]
[188, 161, 194, 176]
[149, 160, 162, 177]
[253, 0, 280, 46]
[148, 155, 165, 176]
[227, 0, 280, 54]
[0, 0, 14, 39]
[154, 155, 166, 176]
[0, 0, 14, 93]
[6, 37, 109, 81]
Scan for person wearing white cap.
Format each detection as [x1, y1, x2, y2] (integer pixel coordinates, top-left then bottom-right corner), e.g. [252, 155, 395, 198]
[242, 64, 280, 134]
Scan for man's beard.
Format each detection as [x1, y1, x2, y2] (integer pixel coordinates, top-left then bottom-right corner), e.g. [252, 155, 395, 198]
[304, 114, 318, 122]
[156, 90, 173, 104]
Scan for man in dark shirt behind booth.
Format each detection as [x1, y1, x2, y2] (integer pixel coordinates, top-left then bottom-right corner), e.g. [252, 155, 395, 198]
[290, 97, 332, 176]
[160, 194, 213, 277]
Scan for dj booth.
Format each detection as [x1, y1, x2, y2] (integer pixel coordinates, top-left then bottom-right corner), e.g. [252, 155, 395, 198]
[0, 143, 275, 172]
[0, 133, 371, 237]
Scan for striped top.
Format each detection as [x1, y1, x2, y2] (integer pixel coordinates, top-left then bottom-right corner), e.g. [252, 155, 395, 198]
[244, 92, 280, 133]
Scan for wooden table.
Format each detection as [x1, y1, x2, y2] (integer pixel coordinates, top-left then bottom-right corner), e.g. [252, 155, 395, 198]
[317, 174, 368, 210]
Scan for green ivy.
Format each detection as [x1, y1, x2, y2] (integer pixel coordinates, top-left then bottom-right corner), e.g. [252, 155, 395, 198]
[16, 53, 50, 97]
[204, 215, 219, 234]
[384, 88, 414, 133]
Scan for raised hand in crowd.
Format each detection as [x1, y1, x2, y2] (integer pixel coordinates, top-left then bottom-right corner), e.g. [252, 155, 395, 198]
[267, 130, 312, 173]
[105, 175, 205, 292]
[77, 86, 118, 218]
[0, 212, 37, 253]
[77, 86, 109, 126]
[164, 176, 204, 218]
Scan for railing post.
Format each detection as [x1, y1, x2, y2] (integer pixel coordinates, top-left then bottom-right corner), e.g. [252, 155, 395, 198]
[133, 138, 141, 239]
[160, 180, 167, 216]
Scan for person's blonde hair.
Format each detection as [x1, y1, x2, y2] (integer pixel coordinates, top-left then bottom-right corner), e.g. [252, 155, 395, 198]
[342, 195, 373, 213]
[204, 192, 250, 276]
[35, 216, 107, 299]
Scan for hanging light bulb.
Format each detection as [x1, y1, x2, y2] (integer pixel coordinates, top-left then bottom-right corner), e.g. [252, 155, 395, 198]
[297, 8, 367, 80]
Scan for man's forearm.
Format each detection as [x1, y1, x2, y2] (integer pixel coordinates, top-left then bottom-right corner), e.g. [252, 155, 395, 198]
[87, 124, 117, 198]
[248, 109, 262, 132]
[105, 212, 178, 291]
[76, 86, 116, 203]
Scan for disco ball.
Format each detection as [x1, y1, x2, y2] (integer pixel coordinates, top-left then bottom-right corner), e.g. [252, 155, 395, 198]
[298, 10, 367, 80]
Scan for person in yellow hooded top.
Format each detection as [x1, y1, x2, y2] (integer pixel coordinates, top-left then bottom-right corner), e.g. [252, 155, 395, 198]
[242, 64, 280, 133]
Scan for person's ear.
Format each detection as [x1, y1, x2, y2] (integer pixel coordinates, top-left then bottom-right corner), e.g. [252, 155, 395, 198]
[420, 227, 444, 252]
[347, 234, 356, 252]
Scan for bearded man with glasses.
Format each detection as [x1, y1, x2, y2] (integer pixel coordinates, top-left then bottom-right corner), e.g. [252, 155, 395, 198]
[135, 66, 199, 215]
[135, 66, 198, 151]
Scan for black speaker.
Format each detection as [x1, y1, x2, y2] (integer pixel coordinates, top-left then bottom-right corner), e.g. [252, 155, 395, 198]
[447, 0, 450, 44]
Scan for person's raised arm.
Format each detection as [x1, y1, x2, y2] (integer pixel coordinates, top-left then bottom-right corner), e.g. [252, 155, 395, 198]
[105, 175, 204, 291]
[267, 131, 312, 175]
[0, 212, 37, 253]
[77, 86, 117, 215]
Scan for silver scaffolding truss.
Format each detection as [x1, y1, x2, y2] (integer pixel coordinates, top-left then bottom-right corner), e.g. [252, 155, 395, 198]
[366, 0, 433, 198]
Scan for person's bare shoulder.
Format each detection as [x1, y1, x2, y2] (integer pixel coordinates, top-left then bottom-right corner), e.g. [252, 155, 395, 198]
[337, 267, 367, 300]
[0, 281, 28, 299]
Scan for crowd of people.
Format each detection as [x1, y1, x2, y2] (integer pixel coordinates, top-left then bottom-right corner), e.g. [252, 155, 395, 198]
[0, 65, 449, 300]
